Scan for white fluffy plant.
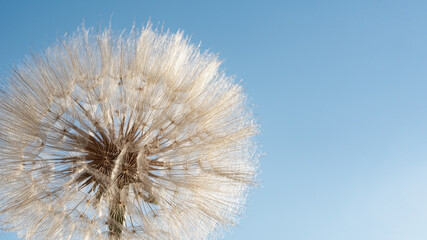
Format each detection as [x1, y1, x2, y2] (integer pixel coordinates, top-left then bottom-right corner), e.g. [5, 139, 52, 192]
[0, 24, 258, 240]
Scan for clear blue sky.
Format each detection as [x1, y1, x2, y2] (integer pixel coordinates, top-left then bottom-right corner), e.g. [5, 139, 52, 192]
[2, 0, 427, 239]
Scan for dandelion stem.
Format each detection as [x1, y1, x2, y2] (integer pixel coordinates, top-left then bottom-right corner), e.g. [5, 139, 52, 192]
[108, 198, 125, 239]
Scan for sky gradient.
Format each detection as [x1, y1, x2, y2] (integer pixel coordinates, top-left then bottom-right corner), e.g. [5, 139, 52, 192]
[2, 1, 427, 239]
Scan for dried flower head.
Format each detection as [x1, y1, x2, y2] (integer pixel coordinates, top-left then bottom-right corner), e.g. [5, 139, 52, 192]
[0, 24, 258, 239]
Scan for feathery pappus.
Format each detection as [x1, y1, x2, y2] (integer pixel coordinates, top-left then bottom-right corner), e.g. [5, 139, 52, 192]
[0, 23, 259, 240]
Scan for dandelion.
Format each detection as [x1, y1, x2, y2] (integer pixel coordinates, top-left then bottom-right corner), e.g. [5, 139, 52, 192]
[0, 23, 258, 239]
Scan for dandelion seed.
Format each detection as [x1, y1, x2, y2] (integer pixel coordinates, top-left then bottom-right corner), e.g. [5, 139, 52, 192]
[0, 23, 259, 239]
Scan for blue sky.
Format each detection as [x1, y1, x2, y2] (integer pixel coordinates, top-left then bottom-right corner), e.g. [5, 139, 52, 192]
[2, 0, 427, 239]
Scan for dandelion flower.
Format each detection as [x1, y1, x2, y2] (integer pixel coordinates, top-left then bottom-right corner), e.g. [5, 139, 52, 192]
[0, 24, 258, 239]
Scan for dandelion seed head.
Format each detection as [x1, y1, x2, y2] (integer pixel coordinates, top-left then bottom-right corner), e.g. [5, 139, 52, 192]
[0, 23, 258, 239]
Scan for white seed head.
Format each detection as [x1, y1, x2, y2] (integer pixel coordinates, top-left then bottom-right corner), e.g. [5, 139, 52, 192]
[0, 24, 259, 240]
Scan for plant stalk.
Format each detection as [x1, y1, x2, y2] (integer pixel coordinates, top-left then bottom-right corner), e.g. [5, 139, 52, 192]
[108, 198, 125, 240]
